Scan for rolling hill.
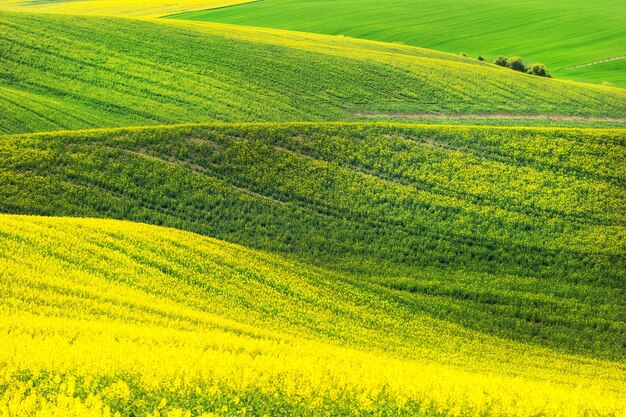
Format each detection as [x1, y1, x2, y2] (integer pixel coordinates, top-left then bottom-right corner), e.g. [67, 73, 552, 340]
[2, 122, 624, 362]
[1, 12, 626, 135]
[1, 214, 625, 417]
[1, 3, 626, 416]
[172, 0, 626, 87]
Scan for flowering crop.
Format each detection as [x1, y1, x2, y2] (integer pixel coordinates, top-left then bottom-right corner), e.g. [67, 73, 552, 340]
[0, 215, 624, 416]
[0, 0, 247, 17]
[2, 122, 625, 361]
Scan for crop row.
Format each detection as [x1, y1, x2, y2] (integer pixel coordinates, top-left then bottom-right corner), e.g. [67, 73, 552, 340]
[1, 13, 626, 134]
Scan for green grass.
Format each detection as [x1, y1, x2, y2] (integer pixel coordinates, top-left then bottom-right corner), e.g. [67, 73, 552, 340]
[2, 122, 625, 361]
[171, 0, 626, 87]
[560, 59, 626, 87]
[1, 12, 626, 135]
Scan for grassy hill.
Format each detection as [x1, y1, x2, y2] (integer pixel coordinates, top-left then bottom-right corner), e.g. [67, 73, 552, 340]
[172, 0, 626, 87]
[1, 12, 626, 135]
[2, 122, 624, 362]
[1, 214, 625, 417]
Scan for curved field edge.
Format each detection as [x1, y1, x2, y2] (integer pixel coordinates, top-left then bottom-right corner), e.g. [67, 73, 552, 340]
[1, 12, 626, 135]
[1, 122, 625, 362]
[1, 214, 625, 417]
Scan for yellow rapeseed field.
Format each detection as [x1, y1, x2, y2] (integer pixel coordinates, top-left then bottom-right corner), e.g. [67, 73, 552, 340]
[0, 0, 249, 17]
[0, 215, 624, 416]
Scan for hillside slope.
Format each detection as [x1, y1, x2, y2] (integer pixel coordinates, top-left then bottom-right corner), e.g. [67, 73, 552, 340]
[1, 214, 625, 416]
[2, 122, 624, 361]
[173, 0, 626, 87]
[1, 12, 625, 135]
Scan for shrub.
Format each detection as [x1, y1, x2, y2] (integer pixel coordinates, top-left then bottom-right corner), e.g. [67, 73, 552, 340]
[492, 55, 552, 77]
[506, 56, 526, 72]
[526, 63, 551, 78]
[494, 56, 508, 66]
[478, 56, 485, 61]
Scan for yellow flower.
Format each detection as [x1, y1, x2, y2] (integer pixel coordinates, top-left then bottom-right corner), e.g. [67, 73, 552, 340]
[158, 398, 168, 409]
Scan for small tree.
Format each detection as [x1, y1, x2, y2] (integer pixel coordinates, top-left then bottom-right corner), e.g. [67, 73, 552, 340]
[478, 55, 485, 61]
[491, 55, 552, 77]
[494, 56, 508, 67]
[506, 56, 526, 72]
[527, 63, 551, 78]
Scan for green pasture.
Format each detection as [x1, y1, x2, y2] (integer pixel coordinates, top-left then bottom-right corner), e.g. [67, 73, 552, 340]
[172, 0, 626, 87]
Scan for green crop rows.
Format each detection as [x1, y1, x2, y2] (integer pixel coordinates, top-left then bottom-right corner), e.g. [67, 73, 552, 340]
[1, 12, 625, 135]
[173, 0, 626, 87]
[2, 122, 624, 361]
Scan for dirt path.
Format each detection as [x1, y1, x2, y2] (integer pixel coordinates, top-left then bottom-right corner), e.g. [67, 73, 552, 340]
[561, 55, 626, 70]
[352, 112, 626, 122]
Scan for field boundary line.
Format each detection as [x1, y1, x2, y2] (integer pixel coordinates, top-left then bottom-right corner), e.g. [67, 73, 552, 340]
[561, 55, 626, 70]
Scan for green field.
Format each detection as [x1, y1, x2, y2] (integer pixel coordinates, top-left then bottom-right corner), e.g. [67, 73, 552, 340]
[2, 2, 625, 416]
[172, 0, 626, 87]
[2, 122, 625, 360]
[1, 12, 626, 135]
[560, 58, 626, 87]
